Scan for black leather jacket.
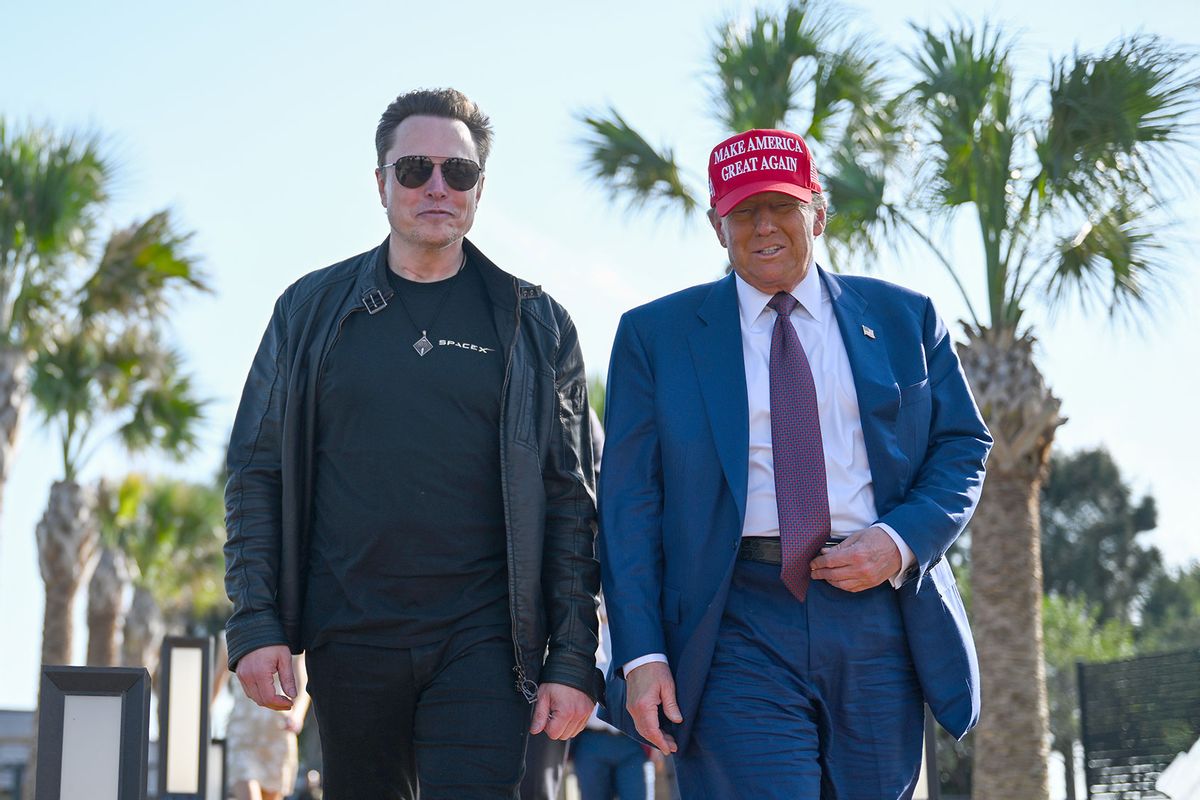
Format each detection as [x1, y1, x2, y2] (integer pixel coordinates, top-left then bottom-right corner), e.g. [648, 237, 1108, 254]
[223, 238, 602, 702]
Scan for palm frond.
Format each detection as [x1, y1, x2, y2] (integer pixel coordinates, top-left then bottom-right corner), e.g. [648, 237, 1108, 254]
[822, 148, 895, 266]
[0, 120, 111, 342]
[30, 326, 105, 432]
[108, 474, 226, 614]
[1043, 202, 1163, 321]
[116, 347, 206, 458]
[909, 22, 1021, 326]
[908, 23, 1017, 210]
[810, 44, 898, 151]
[712, 1, 827, 132]
[82, 210, 209, 321]
[577, 108, 700, 215]
[1037, 35, 1200, 205]
[95, 474, 149, 551]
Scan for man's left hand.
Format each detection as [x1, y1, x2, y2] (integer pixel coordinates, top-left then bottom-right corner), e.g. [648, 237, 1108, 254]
[810, 526, 901, 592]
[529, 682, 593, 741]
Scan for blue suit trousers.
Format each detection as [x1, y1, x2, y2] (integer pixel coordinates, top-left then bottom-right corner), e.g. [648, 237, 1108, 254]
[572, 728, 653, 800]
[674, 561, 924, 800]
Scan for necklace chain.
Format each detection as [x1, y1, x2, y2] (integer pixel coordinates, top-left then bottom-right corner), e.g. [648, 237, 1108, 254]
[391, 252, 467, 357]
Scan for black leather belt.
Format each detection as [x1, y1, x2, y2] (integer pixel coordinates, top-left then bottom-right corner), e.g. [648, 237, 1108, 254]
[738, 536, 845, 565]
[738, 537, 783, 565]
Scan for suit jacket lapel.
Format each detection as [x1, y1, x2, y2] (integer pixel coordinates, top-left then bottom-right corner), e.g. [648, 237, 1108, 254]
[822, 269, 903, 498]
[689, 274, 749, 525]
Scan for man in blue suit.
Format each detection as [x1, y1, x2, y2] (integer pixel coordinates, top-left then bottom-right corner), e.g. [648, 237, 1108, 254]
[598, 128, 992, 799]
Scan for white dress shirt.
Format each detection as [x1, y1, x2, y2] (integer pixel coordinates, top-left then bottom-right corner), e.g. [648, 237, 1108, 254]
[623, 266, 915, 676]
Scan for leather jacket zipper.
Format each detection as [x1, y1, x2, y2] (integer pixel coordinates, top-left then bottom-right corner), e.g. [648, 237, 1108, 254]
[500, 279, 539, 703]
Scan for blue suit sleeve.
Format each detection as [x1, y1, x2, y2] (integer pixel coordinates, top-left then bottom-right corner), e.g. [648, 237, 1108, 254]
[877, 297, 992, 579]
[597, 313, 667, 673]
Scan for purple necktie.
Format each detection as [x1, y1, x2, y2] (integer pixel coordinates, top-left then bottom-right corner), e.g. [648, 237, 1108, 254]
[768, 291, 831, 601]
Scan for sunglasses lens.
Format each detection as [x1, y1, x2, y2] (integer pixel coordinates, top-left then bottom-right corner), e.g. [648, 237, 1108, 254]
[440, 158, 482, 191]
[391, 157, 481, 191]
[395, 157, 434, 188]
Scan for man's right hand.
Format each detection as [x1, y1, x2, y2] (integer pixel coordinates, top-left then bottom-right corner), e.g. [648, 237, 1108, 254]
[625, 661, 682, 755]
[235, 645, 296, 711]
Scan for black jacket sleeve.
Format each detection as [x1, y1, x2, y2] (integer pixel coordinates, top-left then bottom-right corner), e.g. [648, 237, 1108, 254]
[537, 307, 603, 701]
[223, 293, 291, 669]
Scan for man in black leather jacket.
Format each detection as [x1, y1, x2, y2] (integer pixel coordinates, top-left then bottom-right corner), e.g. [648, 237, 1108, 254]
[224, 87, 601, 799]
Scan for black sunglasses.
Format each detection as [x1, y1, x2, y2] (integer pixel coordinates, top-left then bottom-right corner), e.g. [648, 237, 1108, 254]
[382, 156, 482, 192]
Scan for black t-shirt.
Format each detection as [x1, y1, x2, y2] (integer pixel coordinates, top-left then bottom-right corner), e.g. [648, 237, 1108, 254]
[304, 254, 510, 649]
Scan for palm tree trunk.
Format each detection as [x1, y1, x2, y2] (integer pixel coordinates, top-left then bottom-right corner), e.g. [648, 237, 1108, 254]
[36, 480, 100, 663]
[971, 466, 1052, 799]
[25, 479, 99, 800]
[86, 546, 132, 666]
[959, 327, 1064, 800]
[122, 584, 164, 675]
[0, 344, 29, 542]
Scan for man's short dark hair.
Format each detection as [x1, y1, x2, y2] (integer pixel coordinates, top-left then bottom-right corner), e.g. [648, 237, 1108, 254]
[375, 88, 494, 168]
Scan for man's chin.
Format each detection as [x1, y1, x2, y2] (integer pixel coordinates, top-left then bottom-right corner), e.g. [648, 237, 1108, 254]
[395, 226, 470, 250]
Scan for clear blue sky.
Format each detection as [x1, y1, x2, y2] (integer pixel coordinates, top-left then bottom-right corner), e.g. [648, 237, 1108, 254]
[0, 0, 1196, 711]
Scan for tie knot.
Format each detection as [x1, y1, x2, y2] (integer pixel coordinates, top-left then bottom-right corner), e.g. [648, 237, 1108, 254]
[768, 291, 798, 318]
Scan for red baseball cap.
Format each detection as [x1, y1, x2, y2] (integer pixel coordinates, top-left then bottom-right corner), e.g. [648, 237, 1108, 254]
[707, 128, 822, 216]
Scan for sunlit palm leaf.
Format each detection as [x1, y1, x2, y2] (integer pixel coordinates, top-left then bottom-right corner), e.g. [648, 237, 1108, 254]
[578, 109, 699, 215]
[82, 211, 209, 321]
[95, 474, 148, 550]
[1045, 203, 1162, 321]
[822, 148, 894, 266]
[712, 1, 825, 132]
[116, 347, 205, 458]
[1037, 36, 1200, 205]
[909, 23, 1020, 325]
[0, 120, 111, 342]
[101, 474, 226, 614]
[811, 47, 897, 151]
[909, 23, 1016, 211]
[30, 327, 104, 435]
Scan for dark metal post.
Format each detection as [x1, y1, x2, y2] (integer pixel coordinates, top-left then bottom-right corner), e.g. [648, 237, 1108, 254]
[34, 665, 151, 800]
[157, 636, 212, 800]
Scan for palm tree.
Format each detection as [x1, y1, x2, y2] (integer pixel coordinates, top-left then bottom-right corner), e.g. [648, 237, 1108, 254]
[578, 0, 901, 233]
[895, 27, 1199, 800]
[90, 472, 227, 673]
[0, 121, 110, 542]
[24, 211, 207, 797]
[87, 475, 144, 667]
[32, 211, 206, 665]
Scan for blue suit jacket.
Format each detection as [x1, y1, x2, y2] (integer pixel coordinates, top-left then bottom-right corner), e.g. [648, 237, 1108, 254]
[597, 268, 991, 751]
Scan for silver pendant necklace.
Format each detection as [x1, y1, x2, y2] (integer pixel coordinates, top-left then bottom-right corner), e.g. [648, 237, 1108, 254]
[392, 253, 466, 357]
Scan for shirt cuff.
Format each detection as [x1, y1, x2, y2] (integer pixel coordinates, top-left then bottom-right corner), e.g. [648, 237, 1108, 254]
[875, 523, 915, 589]
[623, 653, 669, 676]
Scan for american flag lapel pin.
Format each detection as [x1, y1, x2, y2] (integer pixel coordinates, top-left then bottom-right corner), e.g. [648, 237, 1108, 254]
[862, 324, 876, 339]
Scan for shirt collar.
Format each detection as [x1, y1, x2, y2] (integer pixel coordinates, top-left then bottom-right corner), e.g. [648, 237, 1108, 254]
[734, 263, 824, 329]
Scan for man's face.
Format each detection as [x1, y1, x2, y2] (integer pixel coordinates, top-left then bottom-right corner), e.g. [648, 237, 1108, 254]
[709, 191, 826, 295]
[375, 115, 484, 251]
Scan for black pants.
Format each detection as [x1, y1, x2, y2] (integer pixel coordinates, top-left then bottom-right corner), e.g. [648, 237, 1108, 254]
[306, 627, 533, 800]
[519, 732, 569, 800]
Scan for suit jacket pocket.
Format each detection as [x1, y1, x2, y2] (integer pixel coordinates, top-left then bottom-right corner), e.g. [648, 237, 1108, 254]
[898, 377, 932, 461]
[898, 377, 931, 406]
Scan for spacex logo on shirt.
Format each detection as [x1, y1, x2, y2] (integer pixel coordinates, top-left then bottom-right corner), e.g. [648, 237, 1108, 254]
[438, 338, 495, 354]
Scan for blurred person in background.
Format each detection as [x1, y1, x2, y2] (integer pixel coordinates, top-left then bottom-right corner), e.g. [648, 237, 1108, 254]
[226, 653, 310, 800]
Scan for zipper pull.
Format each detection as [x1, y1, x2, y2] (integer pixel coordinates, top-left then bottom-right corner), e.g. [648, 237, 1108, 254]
[512, 665, 538, 703]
